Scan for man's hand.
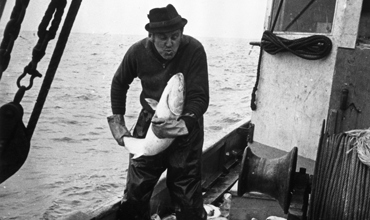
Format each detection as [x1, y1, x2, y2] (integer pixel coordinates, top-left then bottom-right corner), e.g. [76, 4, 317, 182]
[151, 115, 188, 138]
[107, 114, 132, 146]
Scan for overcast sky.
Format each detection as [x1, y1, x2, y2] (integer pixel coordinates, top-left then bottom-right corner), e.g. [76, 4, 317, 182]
[0, 0, 268, 39]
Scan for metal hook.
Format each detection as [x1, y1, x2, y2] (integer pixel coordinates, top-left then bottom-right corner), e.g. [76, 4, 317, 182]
[16, 63, 42, 90]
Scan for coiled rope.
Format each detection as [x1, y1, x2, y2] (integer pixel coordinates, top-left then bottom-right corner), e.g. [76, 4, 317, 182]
[261, 30, 332, 60]
[250, 31, 332, 110]
[309, 131, 370, 219]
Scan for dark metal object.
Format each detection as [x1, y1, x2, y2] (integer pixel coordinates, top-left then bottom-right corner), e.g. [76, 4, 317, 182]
[340, 89, 349, 111]
[0, 0, 81, 183]
[289, 168, 311, 220]
[0, 101, 29, 184]
[340, 89, 361, 113]
[247, 123, 254, 143]
[238, 146, 298, 214]
[0, 86, 29, 183]
[236, 122, 254, 143]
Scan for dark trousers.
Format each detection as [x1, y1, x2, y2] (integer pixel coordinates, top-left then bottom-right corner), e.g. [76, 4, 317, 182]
[117, 109, 206, 220]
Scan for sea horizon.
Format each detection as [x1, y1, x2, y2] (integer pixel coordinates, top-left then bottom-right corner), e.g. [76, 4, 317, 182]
[0, 30, 259, 219]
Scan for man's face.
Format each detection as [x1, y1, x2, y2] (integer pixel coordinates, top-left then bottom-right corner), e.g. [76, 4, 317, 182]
[152, 30, 182, 60]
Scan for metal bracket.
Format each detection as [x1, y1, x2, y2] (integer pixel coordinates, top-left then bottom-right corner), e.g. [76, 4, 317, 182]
[246, 123, 255, 143]
[237, 122, 255, 143]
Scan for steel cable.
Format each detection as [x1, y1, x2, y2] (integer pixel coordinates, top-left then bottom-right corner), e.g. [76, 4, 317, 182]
[309, 133, 370, 219]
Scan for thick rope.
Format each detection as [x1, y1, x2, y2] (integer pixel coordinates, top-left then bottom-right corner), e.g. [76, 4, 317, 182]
[0, 0, 30, 80]
[309, 131, 370, 219]
[27, 0, 82, 141]
[261, 30, 332, 60]
[16, 0, 66, 91]
[250, 30, 332, 110]
[250, 46, 262, 111]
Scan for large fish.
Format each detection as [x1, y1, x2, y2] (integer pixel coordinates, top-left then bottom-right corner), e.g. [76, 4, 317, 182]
[122, 72, 185, 158]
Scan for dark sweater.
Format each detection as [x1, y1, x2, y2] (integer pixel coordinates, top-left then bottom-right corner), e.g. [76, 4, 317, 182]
[110, 35, 209, 121]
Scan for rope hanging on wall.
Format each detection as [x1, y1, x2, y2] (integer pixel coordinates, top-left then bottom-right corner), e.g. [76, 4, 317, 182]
[250, 31, 333, 110]
[261, 30, 332, 60]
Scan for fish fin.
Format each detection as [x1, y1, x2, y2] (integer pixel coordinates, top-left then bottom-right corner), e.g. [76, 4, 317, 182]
[123, 137, 145, 159]
[145, 98, 158, 111]
[132, 154, 142, 159]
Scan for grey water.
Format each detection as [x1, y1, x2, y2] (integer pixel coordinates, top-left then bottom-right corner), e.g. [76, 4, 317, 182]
[0, 31, 258, 219]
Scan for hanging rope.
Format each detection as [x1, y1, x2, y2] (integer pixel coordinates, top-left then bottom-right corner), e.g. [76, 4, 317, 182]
[250, 9, 332, 110]
[0, 0, 30, 80]
[250, 0, 284, 111]
[0, 0, 82, 184]
[16, 0, 67, 91]
[250, 32, 333, 110]
[27, 0, 83, 140]
[250, 46, 262, 111]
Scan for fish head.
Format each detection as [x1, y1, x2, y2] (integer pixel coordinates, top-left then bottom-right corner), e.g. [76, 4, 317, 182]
[167, 73, 185, 116]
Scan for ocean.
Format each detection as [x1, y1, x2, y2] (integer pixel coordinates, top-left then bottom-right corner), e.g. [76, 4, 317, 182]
[0, 31, 259, 219]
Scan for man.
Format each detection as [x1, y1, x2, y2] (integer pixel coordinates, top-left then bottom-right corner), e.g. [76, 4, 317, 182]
[109, 4, 209, 220]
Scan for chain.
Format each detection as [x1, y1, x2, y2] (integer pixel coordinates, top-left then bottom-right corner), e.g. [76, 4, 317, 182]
[16, 0, 67, 92]
[0, 0, 30, 80]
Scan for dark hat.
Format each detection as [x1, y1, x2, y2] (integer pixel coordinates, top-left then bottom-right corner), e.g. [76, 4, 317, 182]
[145, 4, 187, 33]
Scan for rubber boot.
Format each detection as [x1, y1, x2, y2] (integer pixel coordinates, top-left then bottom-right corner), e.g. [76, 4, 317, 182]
[175, 207, 207, 220]
[116, 200, 150, 220]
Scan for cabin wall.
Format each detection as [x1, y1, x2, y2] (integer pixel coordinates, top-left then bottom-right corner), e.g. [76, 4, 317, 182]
[327, 45, 370, 134]
[250, 49, 337, 160]
[250, 0, 364, 160]
[358, 10, 370, 41]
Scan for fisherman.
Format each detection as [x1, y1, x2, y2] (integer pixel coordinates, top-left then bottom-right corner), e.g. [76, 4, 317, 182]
[109, 4, 209, 220]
